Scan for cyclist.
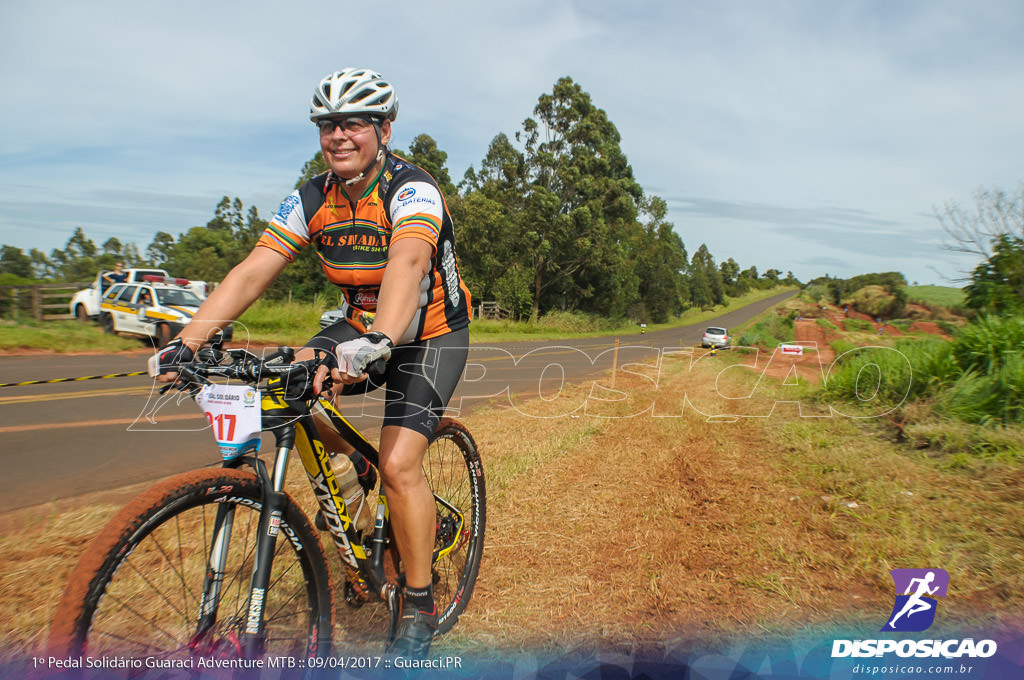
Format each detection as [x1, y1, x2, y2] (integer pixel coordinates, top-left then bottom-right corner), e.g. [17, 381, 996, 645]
[149, 67, 471, 658]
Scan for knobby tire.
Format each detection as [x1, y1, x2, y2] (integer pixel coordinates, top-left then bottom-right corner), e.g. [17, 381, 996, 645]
[48, 468, 335, 660]
[426, 418, 486, 635]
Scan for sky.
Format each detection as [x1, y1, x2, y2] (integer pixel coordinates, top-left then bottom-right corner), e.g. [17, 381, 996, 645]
[2, 0, 1022, 287]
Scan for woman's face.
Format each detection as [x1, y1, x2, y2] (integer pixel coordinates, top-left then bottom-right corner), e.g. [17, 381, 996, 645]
[318, 116, 391, 181]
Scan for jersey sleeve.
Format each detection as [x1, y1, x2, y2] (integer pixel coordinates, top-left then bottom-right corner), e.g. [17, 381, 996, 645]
[388, 181, 444, 254]
[255, 191, 311, 262]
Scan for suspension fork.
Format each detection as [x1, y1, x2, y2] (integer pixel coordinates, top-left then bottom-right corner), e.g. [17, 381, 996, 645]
[236, 425, 295, 656]
[193, 502, 236, 646]
[193, 423, 294, 656]
[194, 459, 296, 653]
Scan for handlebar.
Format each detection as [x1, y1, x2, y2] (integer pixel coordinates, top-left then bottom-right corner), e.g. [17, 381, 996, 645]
[162, 346, 334, 402]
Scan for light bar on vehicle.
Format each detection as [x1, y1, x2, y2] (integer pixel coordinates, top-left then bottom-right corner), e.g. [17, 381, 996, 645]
[142, 275, 190, 285]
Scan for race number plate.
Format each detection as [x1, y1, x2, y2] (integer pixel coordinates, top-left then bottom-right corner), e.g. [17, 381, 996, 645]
[195, 384, 262, 459]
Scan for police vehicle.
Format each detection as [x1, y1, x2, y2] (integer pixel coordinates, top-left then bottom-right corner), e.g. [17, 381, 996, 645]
[99, 275, 231, 347]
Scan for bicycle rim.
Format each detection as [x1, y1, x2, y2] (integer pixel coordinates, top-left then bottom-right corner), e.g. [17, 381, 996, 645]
[50, 468, 334, 659]
[424, 418, 486, 634]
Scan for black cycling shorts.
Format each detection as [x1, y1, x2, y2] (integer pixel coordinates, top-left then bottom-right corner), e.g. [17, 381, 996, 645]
[306, 323, 469, 439]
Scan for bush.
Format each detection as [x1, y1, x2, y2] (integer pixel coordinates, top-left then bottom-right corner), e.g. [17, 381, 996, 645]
[830, 338, 857, 358]
[0, 273, 37, 285]
[736, 314, 794, 347]
[941, 316, 1024, 424]
[824, 338, 955, 410]
[933, 368, 1024, 425]
[825, 315, 1024, 425]
[950, 315, 1024, 375]
[470, 310, 624, 337]
[534, 310, 622, 334]
[850, 285, 907, 319]
[801, 283, 829, 304]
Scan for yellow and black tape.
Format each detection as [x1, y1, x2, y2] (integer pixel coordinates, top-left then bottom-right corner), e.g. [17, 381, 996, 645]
[0, 371, 148, 388]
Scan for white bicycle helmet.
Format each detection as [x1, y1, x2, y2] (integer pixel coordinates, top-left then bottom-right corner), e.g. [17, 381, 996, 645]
[310, 68, 398, 122]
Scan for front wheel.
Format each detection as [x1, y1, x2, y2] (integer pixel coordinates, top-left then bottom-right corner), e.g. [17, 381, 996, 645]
[48, 468, 335, 660]
[424, 418, 486, 635]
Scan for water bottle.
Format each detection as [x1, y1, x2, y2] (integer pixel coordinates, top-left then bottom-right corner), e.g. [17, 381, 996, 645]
[335, 454, 373, 533]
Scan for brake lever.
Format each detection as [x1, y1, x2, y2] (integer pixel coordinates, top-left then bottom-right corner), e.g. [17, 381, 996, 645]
[157, 364, 210, 396]
[195, 346, 225, 365]
[317, 374, 335, 396]
[262, 346, 295, 365]
[311, 348, 337, 396]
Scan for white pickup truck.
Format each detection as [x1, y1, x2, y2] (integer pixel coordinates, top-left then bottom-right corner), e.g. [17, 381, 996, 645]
[70, 268, 207, 321]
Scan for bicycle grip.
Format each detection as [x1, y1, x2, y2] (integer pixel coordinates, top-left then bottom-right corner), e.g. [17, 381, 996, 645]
[361, 346, 390, 378]
[365, 356, 387, 377]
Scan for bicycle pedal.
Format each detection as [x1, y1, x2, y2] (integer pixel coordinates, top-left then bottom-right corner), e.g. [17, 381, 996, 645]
[314, 510, 327, 531]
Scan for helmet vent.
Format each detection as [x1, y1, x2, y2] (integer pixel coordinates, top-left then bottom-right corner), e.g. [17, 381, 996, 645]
[309, 68, 398, 121]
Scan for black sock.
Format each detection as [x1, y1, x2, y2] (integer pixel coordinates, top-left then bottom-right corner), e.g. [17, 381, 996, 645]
[403, 584, 435, 614]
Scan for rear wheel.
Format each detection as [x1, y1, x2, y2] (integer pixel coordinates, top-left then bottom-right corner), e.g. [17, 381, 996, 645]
[48, 468, 335, 660]
[424, 418, 485, 635]
[100, 313, 114, 334]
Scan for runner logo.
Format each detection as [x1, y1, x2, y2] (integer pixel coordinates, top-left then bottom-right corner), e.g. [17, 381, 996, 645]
[882, 568, 949, 632]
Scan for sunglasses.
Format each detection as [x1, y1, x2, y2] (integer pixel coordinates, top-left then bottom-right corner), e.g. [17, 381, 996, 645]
[316, 117, 376, 136]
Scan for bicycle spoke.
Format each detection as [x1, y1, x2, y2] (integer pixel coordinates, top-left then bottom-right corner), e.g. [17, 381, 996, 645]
[88, 625, 186, 657]
[201, 505, 259, 628]
[173, 514, 196, 623]
[263, 548, 306, 626]
[91, 589, 185, 650]
[120, 547, 190, 626]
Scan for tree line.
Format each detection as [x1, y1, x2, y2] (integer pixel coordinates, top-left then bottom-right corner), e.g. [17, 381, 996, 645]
[935, 185, 1024, 315]
[2, 76, 799, 321]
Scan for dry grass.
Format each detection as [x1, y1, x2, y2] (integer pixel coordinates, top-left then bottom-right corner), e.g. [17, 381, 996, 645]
[2, 353, 1022, 659]
[0, 501, 122, 653]
[438, 355, 1024, 655]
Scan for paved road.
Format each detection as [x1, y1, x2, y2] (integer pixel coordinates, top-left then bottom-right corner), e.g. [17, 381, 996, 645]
[0, 290, 795, 512]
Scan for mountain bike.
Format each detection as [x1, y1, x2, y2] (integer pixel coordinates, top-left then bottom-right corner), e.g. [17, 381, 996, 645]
[47, 345, 485, 661]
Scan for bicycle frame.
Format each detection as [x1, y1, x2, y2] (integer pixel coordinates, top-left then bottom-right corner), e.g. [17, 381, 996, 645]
[196, 374, 467, 655]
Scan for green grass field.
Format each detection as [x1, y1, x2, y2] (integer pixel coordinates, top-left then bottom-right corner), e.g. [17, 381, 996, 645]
[903, 284, 966, 308]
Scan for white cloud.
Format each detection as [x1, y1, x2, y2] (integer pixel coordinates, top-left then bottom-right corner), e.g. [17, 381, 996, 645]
[1, 0, 1021, 287]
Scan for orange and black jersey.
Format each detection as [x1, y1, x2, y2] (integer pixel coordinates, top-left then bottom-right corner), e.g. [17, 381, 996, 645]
[257, 152, 471, 343]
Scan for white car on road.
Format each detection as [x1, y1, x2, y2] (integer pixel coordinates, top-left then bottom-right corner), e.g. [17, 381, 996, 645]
[701, 326, 731, 349]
